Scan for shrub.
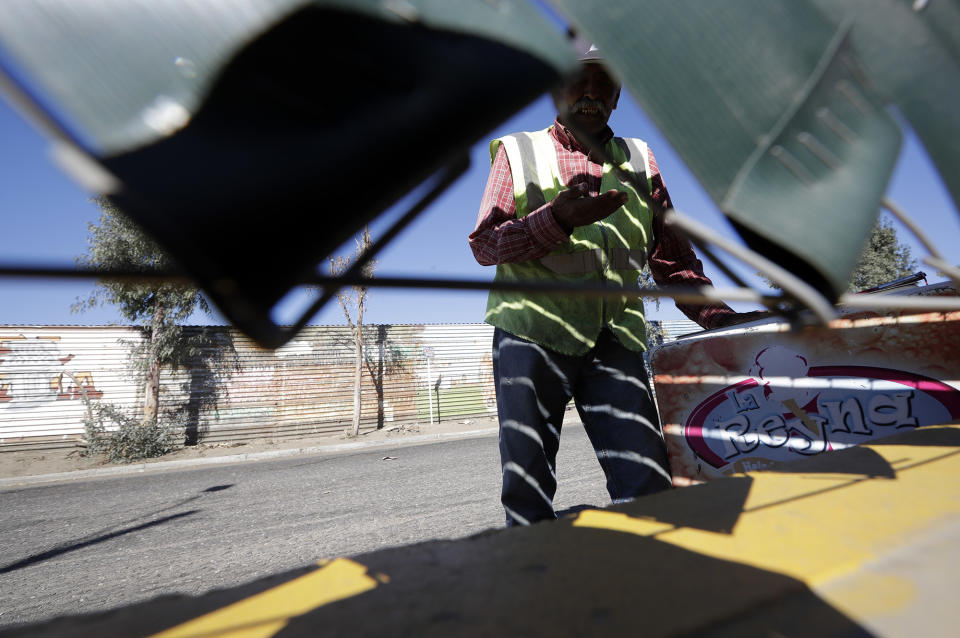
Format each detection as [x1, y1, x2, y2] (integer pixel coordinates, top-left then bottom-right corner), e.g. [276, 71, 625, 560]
[83, 403, 182, 463]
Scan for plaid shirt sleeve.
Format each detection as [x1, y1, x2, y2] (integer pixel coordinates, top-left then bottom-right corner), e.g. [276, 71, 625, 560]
[646, 148, 737, 330]
[468, 144, 569, 266]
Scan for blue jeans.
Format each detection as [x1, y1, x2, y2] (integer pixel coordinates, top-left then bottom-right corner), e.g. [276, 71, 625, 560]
[492, 327, 671, 526]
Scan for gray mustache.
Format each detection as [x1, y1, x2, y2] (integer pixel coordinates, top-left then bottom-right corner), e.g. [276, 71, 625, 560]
[571, 97, 609, 118]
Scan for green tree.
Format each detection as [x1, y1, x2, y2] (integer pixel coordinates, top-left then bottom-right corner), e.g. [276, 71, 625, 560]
[848, 217, 918, 292]
[761, 216, 917, 293]
[73, 197, 211, 428]
[328, 226, 376, 437]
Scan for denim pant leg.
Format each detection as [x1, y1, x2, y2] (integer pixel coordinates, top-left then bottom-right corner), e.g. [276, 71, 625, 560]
[493, 328, 574, 526]
[573, 330, 672, 503]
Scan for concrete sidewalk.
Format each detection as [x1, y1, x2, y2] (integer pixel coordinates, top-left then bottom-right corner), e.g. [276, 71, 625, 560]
[0, 413, 524, 488]
[7, 423, 958, 637]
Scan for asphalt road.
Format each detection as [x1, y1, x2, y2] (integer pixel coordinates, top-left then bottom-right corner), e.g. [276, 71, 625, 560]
[0, 424, 610, 630]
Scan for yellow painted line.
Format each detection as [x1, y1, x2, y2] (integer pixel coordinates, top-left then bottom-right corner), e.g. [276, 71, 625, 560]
[149, 558, 382, 638]
[575, 433, 960, 590]
[572, 511, 673, 537]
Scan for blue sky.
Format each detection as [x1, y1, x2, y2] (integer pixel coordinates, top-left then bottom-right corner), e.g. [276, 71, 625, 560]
[1, 29, 958, 330]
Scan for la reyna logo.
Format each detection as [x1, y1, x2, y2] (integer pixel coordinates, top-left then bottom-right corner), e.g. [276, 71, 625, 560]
[684, 346, 960, 472]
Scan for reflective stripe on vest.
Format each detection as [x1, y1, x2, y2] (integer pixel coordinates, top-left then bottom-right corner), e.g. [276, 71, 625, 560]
[498, 132, 561, 213]
[614, 137, 650, 182]
[540, 247, 647, 274]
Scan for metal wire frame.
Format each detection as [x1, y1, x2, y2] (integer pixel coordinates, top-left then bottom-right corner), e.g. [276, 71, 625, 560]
[3, 265, 959, 314]
[2, 126, 959, 334]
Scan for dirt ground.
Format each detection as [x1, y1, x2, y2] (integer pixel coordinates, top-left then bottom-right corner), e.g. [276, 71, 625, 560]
[0, 414, 503, 481]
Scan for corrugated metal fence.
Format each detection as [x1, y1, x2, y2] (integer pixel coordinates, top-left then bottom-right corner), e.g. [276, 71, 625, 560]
[657, 319, 704, 342]
[0, 324, 497, 451]
[1, 320, 706, 451]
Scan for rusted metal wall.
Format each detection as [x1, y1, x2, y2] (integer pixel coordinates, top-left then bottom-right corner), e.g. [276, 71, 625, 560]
[1, 321, 689, 451]
[0, 326, 137, 451]
[166, 323, 499, 445]
[0, 324, 497, 451]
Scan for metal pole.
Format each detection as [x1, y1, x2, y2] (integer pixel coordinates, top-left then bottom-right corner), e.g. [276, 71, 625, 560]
[426, 356, 434, 425]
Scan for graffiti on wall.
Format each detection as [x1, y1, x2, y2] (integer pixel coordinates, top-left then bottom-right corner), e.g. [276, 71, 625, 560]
[0, 335, 103, 408]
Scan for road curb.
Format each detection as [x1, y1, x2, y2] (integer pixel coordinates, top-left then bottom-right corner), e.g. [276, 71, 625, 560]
[0, 427, 499, 488]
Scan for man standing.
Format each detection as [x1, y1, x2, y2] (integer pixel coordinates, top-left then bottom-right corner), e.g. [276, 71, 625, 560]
[469, 45, 752, 526]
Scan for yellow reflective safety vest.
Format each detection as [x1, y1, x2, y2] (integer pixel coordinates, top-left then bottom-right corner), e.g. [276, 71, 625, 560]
[484, 127, 654, 356]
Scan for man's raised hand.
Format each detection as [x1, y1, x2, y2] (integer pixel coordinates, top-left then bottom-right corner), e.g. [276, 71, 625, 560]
[551, 183, 628, 233]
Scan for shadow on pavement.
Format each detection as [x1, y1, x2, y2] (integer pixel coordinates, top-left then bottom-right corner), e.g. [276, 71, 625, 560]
[867, 425, 960, 447]
[10, 427, 953, 635]
[12, 521, 870, 637]
[759, 445, 896, 479]
[289, 525, 873, 638]
[0, 510, 199, 576]
[554, 503, 595, 518]
[607, 476, 753, 534]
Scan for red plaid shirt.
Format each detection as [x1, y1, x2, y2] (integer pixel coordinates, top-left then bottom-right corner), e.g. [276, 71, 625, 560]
[469, 119, 734, 329]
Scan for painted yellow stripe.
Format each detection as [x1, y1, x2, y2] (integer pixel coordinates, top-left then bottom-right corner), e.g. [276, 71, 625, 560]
[149, 558, 381, 638]
[574, 432, 960, 589]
